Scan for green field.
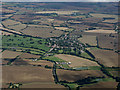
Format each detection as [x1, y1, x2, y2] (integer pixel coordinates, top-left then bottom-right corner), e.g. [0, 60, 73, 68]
[42, 56, 64, 62]
[2, 35, 50, 52]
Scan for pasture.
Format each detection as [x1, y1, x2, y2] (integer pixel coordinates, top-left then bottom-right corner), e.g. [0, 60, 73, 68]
[2, 34, 50, 52]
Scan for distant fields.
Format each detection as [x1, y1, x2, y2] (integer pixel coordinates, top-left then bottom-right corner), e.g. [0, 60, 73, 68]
[90, 13, 118, 20]
[21, 26, 64, 38]
[2, 19, 27, 31]
[1, 2, 119, 89]
[102, 19, 117, 23]
[85, 29, 116, 34]
[36, 10, 79, 15]
[54, 27, 73, 31]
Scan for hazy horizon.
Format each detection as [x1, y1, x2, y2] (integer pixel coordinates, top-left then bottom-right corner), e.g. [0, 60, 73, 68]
[1, 0, 120, 2]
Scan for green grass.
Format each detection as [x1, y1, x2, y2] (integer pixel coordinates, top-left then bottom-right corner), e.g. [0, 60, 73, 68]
[102, 78, 115, 82]
[2, 35, 50, 52]
[88, 66, 101, 70]
[62, 64, 71, 69]
[42, 56, 64, 62]
[80, 52, 92, 59]
[30, 51, 45, 55]
[65, 83, 79, 90]
[58, 50, 63, 53]
[89, 47, 100, 50]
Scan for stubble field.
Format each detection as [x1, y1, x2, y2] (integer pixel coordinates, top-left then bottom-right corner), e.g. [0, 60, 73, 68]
[54, 54, 99, 67]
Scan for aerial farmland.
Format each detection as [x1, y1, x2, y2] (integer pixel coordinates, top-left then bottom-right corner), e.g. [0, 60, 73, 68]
[1, 2, 119, 90]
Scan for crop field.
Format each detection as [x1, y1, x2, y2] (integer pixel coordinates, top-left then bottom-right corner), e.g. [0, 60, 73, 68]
[98, 23, 115, 30]
[2, 50, 22, 59]
[11, 15, 32, 23]
[54, 27, 69, 30]
[89, 48, 118, 67]
[53, 20, 64, 24]
[2, 14, 13, 20]
[21, 83, 66, 88]
[82, 17, 103, 23]
[2, 66, 54, 87]
[12, 59, 53, 67]
[11, 58, 29, 65]
[2, 19, 20, 26]
[2, 19, 27, 31]
[21, 26, 64, 38]
[54, 54, 99, 67]
[2, 8, 15, 14]
[36, 10, 79, 15]
[64, 15, 86, 19]
[3, 14, 13, 17]
[27, 24, 50, 28]
[85, 29, 116, 34]
[78, 35, 97, 46]
[90, 13, 118, 20]
[56, 69, 106, 82]
[7, 24, 26, 31]
[0, 27, 22, 34]
[98, 34, 118, 50]
[2, 59, 9, 65]
[68, 20, 82, 24]
[54, 27, 73, 31]
[19, 53, 41, 59]
[109, 71, 119, 77]
[81, 81, 118, 89]
[70, 24, 91, 31]
[102, 19, 117, 23]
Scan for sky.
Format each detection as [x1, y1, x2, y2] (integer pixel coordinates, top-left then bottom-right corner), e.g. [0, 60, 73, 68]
[1, 0, 120, 2]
